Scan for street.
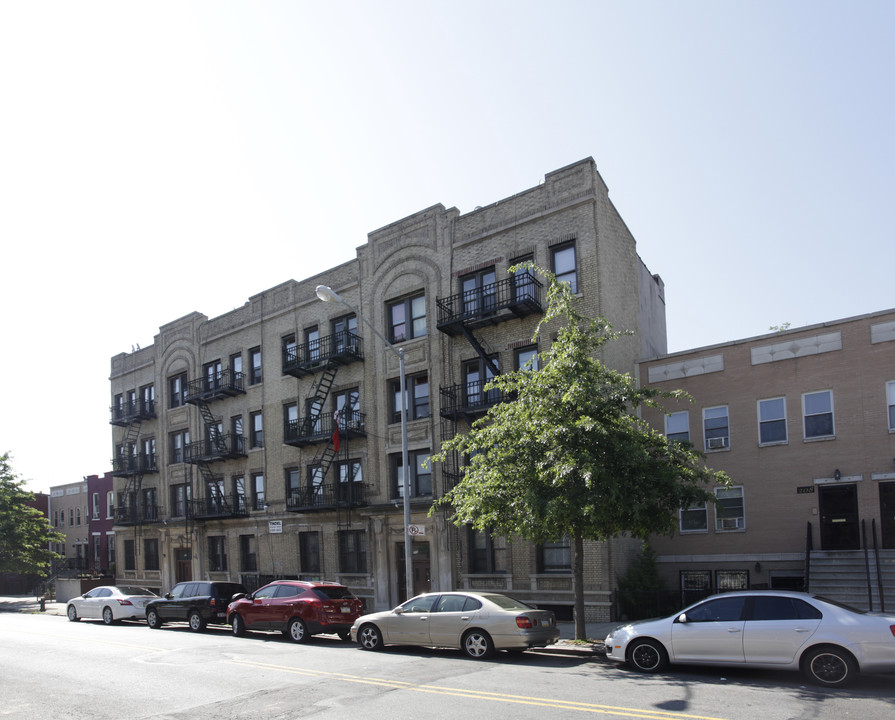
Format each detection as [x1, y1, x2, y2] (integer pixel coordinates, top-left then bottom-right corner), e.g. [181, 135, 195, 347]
[1, 612, 893, 720]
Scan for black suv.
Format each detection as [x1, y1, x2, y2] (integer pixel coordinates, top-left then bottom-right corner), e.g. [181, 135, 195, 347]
[146, 581, 246, 632]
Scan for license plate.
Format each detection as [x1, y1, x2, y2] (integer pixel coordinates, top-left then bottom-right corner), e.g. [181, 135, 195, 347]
[340, 606, 350, 613]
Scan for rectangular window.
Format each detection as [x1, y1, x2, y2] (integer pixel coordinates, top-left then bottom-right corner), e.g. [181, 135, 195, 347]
[703, 406, 729, 450]
[665, 411, 690, 443]
[338, 530, 367, 573]
[208, 536, 227, 572]
[239, 534, 257, 572]
[888, 381, 895, 431]
[252, 472, 265, 510]
[538, 537, 571, 573]
[463, 357, 500, 408]
[758, 397, 787, 445]
[715, 486, 745, 531]
[250, 411, 263, 448]
[282, 333, 296, 370]
[170, 483, 190, 517]
[390, 374, 429, 422]
[803, 390, 834, 439]
[249, 347, 262, 384]
[299, 531, 321, 574]
[286, 467, 301, 503]
[92, 493, 100, 520]
[230, 352, 243, 379]
[124, 539, 135, 570]
[107, 533, 115, 565]
[106, 491, 114, 519]
[393, 450, 432, 498]
[388, 293, 426, 343]
[461, 268, 497, 314]
[141, 487, 157, 520]
[716, 569, 749, 591]
[168, 373, 187, 408]
[468, 527, 495, 574]
[680, 502, 708, 533]
[334, 388, 361, 428]
[204, 359, 222, 391]
[305, 326, 320, 361]
[169, 429, 190, 464]
[233, 475, 246, 513]
[514, 346, 539, 371]
[144, 539, 159, 571]
[331, 314, 358, 353]
[551, 242, 578, 293]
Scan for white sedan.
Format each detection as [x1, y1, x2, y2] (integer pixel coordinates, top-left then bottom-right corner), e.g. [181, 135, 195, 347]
[605, 590, 895, 687]
[350, 591, 560, 658]
[66, 585, 159, 625]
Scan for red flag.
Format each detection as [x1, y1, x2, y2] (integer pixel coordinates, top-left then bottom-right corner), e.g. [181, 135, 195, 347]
[332, 430, 340, 452]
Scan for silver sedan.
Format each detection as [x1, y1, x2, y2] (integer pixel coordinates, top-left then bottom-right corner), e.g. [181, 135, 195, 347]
[605, 590, 895, 687]
[66, 585, 159, 625]
[350, 591, 560, 658]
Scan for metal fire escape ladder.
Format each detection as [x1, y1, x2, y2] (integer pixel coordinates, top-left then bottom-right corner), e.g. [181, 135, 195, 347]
[458, 325, 501, 378]
[121, 418, 144, 508]
[192, 398, 234, 514]
[301, 361, 339, 437]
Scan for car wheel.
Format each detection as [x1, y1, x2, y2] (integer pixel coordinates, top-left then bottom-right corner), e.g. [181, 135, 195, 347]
[146, 608, 163, 629]
[627, 638, 668, 673]
[231, 614, 246, 637]
[102, 606, 115, 625]
[358, 623, 384, 651]
[188, 610, 207, 633]
[801, 645, 857, 688]
[337, 630, 352, 642]
[66, 605, 79, 622]
[287, 617, 310, 643]
[462, 629, 495, 659]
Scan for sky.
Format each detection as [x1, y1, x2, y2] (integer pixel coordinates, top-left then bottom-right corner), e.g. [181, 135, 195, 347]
[1, 1, 892, 494]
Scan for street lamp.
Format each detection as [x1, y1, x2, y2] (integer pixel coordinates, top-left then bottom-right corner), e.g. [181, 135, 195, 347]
[315, 284, 414, 600]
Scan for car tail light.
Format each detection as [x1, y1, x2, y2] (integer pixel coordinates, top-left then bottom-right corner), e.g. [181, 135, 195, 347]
[210, 598, 218, 608]
[516, 616, 534, 629]
[890, 625, 895, 638]
[116, 600, 133, 606]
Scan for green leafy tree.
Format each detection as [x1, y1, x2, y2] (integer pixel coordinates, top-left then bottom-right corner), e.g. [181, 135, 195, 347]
[431, 266, 727, 639]
[0, 452, 64, 576]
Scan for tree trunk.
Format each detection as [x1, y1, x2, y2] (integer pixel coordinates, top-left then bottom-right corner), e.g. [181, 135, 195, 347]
[573, 533, 586, 640]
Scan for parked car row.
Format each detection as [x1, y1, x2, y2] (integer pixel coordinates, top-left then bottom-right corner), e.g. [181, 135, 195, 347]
[65, 584, 895, 687]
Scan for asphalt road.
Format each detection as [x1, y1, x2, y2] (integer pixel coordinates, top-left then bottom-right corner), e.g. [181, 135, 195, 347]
[2, 612, 893, 720]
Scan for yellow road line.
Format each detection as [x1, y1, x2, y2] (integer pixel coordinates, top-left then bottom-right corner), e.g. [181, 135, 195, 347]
[231, 658, 729, 720]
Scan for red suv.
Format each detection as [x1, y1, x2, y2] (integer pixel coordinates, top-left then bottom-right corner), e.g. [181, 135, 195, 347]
[227, 580, 364, 643]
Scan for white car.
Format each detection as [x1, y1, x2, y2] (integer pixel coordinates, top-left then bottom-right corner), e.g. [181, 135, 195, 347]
[66, 585, 159, 625]
[605, 590, 895, 687]
[350, 591, 560, 658]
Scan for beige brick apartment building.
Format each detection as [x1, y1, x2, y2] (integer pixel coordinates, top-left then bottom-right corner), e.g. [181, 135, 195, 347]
[109, 158, 666, 620]
[638, 310, 895, 609]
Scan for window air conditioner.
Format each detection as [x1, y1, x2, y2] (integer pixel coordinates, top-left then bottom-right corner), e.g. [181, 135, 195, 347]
[718, 517, 744, 531]
[707, 436, 728, 450]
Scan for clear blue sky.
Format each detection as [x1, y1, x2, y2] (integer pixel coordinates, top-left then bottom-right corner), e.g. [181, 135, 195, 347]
[2, 1, 892, 493]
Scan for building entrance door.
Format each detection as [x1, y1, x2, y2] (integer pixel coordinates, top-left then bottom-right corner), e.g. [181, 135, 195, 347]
[175, 548, 192, 583]
[397, 541, 431, 601]
[880, 482, 895, 550]
[819, 484, 860, 550]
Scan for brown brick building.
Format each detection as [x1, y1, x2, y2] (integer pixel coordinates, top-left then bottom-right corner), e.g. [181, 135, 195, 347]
[108, 158, 666, 620]
[638, 310, 895, 609]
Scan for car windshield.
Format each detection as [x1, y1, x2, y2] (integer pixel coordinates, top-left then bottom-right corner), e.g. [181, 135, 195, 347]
[813, 595, 867, 614]
[117, 587, 157, 596]
[482, 594, 535, 611]
[312, 586, 354, 601]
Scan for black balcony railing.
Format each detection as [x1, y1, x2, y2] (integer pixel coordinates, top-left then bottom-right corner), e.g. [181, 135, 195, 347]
[439, 381, 507, 421]
[184, 370, 245, 404]
[283, 331, 363, 378]
[188, 494, 250, 520]
[185, 434, 247, 463]
[114, 504, 164, 526]
[111, 452, 159, 476]
[436, 275, 543, 335]
[284, 410, 366, 447]
[110, 398, 156, 426]
[285, 482, 369, 512]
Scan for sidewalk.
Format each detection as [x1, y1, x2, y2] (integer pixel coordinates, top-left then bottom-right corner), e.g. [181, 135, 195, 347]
[0, 595, 613, 656]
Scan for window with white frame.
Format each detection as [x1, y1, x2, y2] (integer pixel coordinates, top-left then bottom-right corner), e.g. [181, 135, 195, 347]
[680, 501, 708, 533]
[703, 406, 729, 450]
[803, 390, 834, 440]
[715, 486, 745, 531]
[665, 411, 690, 443]
[551, 242, 578, 293]
[886, 381, 895, 431]
[758, 397, 787, 445]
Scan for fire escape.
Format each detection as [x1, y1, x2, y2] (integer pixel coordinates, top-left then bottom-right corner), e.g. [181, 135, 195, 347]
[435, 271, 544, 494]
[184, 369, 249, 523]
[110, 395, 159, 526]
[282, 329, 368, 523]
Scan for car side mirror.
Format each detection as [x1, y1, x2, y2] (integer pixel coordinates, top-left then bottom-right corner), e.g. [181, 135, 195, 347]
[676, 613, 688, 624]
[165, 593, 173, 599]
[394, 607, 404, 615]
[231, 593, 246, 602]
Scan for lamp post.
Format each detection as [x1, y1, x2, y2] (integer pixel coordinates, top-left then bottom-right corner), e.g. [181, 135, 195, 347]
[315, 285, 413, 600]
